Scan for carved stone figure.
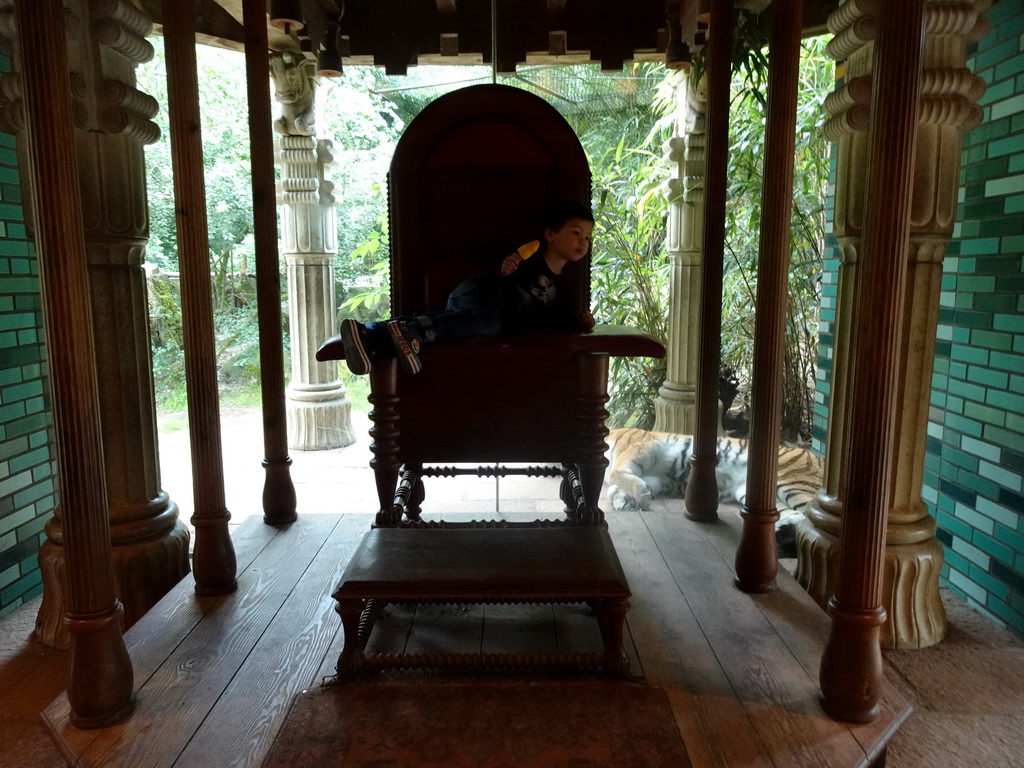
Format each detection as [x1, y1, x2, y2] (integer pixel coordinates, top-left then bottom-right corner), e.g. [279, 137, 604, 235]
[271, 52, 316, 136]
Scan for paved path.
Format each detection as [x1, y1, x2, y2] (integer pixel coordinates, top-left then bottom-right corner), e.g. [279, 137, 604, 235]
[157, 407, 568, 536]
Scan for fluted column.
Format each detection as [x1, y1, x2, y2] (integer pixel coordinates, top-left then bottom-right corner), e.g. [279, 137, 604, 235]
[684, 0, 733, 522]
[0, 0, 191, 648]
[735, 0, 803, 593]
[798, 0, 988, 650]
[271, 53, 355, 451]
[654, 68, 706, 435]
[243, 0, 296, 525]
[15, 0, 134, 728]
[819, 0, 925, 722]
[163, 0, 237, 596]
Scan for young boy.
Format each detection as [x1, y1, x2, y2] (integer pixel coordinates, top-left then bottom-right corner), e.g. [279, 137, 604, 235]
[340, 199, 596, 375]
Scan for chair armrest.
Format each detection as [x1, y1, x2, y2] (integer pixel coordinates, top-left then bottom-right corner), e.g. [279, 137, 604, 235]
[571, 324, 666, 358]
[316, 334, 345, 362]
[314, 324, 665, 363]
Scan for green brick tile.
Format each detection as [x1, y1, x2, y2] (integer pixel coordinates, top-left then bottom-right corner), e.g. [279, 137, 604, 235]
[961, 434, 1002, 463]
[938, 509, 977, 542]
[970, 292, 1011, 313]
[946, 346, 987, 366]
[965, 365, 1008, 391]
[1, 379, 43, 403]
[7, 446, 48, 475]
[989, 599, 1024, 636]
[968, 158, 1012, 184]
[965, 198, 1009, 219]
[1000, 522, 1024, 556]
[965, 398, 1006, 426]
[0, 202, 23, 221]
[971, 330, 1014, 351]
[975, 255, 1024, 276]
[980, 460, 1023, 492]
[986, 173, 1024, 197]
[952, 310, 994, 330]
[945, 445, 981, 472]
[979, 79, 1015, 107]
[1011, 155, 1024, 174]
[1008, 411, 1024, 435]
[989, 350, 1024, 373]
[954, 501, 997, 535]
[992, 93, 1024, 122]
[943, 412, 983, 438]
[985, 0, 1020, 26]
[979, 498, 1020, 530]
[958, 237, 1001, 256]
[12, 477, 53, 508]
[960, 471, 1002, 499]
[987, 388, 1024, 413]
[994, 313, 1024, 332]
[1016, 334, 1024, 353]
[946, 394, 966, 415]
[988, 134, 1024, 159]
[984, 423, 1024, 453]
[969, 563, 1012, 602]
[950, 536, 991, 573]
[948, 361, 967, 379]
[948, 566, 990, 603]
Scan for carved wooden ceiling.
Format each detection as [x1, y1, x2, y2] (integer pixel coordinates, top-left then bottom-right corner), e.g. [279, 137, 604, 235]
[137, 0, 838, 75]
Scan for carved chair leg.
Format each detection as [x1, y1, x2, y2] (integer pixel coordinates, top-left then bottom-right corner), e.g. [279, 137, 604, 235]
[335, 598, 367, 679]
[369, 359, 400, 524]
[601, 597, 631, 678]
[575, 352, 610, 524]
[560, 465, 583, 522]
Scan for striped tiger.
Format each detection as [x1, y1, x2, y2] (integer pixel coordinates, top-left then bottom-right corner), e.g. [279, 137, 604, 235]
[604, 428, 823, 521]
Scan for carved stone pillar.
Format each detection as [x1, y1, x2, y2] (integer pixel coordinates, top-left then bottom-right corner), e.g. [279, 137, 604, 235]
[271, 53, 355, 451]
[797, 0, 987, 650]
[2, 0, 190, 648]
[654, 69, 706, 435]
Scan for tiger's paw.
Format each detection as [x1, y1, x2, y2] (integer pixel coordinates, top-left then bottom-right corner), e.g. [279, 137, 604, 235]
[609, 485, 651, 511]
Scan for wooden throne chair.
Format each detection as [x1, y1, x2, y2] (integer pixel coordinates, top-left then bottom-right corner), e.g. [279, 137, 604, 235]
[317, 84, 664, 677]
[318, 83, 665, 528]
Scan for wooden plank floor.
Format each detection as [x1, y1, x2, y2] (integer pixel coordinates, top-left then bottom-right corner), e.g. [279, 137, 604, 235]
[41, 507, 911, 768]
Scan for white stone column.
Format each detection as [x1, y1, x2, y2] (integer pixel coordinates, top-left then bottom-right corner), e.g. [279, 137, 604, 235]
[654, 69, 706, 435]
[272, 53, 355, 450]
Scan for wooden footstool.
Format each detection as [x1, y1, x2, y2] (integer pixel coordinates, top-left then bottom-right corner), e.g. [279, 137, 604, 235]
[332, 526, 632, 678]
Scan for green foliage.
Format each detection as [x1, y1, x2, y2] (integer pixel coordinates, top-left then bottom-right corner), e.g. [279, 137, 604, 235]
[584, 127, 673, 429]
[721, 35, 832, 440]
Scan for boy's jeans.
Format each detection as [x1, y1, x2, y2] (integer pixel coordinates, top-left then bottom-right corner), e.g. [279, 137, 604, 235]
[419, 274, 502, 341]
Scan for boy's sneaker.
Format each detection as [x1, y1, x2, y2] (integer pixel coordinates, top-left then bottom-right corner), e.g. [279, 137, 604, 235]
[385, 320, 424, 375]
[340, 318, 378, 375]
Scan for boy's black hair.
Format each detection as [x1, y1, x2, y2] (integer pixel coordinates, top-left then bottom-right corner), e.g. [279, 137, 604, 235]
[542, 199, 595, 232]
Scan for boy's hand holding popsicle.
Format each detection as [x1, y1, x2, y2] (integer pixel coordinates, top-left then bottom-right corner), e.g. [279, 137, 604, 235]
[501, 240, 540, 276]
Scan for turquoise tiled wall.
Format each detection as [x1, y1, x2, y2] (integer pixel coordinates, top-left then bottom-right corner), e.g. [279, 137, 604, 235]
[0, 56, 54, 619]
[927, 0, 1024, 636]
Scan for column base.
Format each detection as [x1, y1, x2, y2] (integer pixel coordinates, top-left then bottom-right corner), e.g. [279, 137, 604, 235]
[795, 518, 948, 649]
[653, 384, 696, 434]
[287, 387, 356, 451]
[34, 519, 191, 649]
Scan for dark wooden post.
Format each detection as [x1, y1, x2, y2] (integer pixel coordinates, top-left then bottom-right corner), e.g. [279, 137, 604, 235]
[162, 0, 238, 595]
[241, 0, 298, 525]
[15, 0, 134, 728]
[819, 0, 925, 723]
[684, 0, 732, 522]
[734, 0, 803, 592]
